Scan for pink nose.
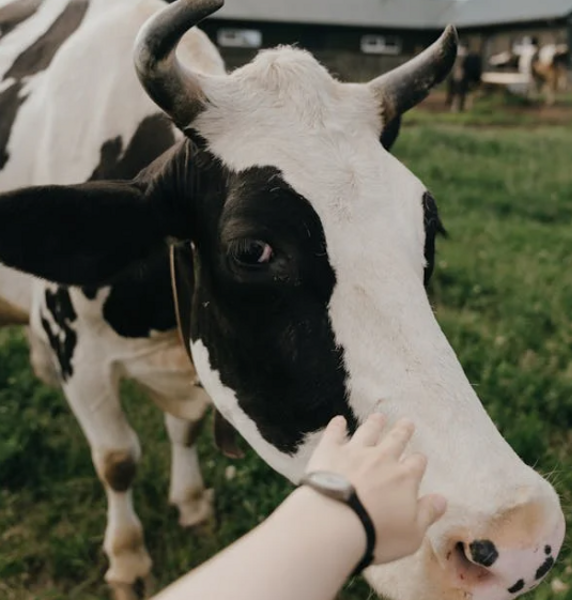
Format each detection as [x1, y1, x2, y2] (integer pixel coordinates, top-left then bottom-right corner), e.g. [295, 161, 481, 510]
[444, 512, 565, 600]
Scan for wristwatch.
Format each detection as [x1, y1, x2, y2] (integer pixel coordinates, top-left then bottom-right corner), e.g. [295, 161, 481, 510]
[299, 471, 376, 575]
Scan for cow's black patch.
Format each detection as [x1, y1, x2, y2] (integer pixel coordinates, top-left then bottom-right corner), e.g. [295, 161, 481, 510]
[90, 114, 176, 181]
[81, 286, 98, 300]
[468, 539, 498, 567]
[507, 580, 525, 594]
[86, 114, 178, 338]
[40, 287, 77, 381]
[0, 82, 24, 170]
[3, 0, 89, 81]
[101, 248, 176, 337]
[422, 191, 445, 285]
[0, 0, 41, 37]
[545, 545, 552, 555]
[181, 150, 356, 453]
[535, 556, 554, 580]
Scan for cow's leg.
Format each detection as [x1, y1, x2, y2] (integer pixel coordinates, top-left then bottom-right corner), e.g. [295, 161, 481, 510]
[164, 411, 214, 527]
[459, 89, 467, 112]
[63, 376, 152, 600]
[124, 337, 214, 529]
[545, 71, 557, 106]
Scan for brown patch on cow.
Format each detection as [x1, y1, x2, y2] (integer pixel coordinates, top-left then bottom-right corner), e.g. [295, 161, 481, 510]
[103, 451, 137, 493]
[141, 332, 197, 376]
[0, 295, 28, 326]
[109, 523, 146, 557]
[181, 486, 206, 504]
[487, 501, 548, 548]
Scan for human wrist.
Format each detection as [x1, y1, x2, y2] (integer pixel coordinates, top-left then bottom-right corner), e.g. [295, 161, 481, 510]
[280, 486, 367, 573]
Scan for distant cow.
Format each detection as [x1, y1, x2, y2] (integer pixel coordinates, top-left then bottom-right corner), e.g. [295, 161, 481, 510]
[490, 37, 569, 104]
[0, 2, 565, 600]
[446, 43, 483, 111]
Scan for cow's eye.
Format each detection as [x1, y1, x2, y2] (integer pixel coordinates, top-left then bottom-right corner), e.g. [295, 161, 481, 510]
[230, 239, 274, 267]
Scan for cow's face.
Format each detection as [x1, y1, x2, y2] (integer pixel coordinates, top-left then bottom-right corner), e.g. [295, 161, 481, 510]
[182, 47, 446, 472]
[132, 4, 564, 599]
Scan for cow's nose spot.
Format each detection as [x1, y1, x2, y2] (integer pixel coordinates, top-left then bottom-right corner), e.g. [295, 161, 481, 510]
[507, 579, 525, 594]
[468, 539, 499, 567]
[535, 555, 554, 580]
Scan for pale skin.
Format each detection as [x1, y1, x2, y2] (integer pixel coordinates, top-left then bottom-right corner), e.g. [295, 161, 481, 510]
[153, 414, 448, 600]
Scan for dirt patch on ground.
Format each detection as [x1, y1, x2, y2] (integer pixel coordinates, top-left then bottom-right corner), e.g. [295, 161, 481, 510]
[418, 90, 572, 126]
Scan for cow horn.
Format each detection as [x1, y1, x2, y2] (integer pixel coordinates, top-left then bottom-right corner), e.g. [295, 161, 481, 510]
[368, 25, 458, 122]
[134, 0, 224, 127]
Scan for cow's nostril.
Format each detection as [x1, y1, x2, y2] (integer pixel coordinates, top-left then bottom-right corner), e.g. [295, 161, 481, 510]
[468, 539, 499, 567]
[448, 542, 493, 585]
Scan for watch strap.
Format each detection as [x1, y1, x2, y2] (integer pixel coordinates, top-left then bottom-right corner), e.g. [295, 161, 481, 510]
[347, 491, 376, 576]
[299, 473, 376, 576]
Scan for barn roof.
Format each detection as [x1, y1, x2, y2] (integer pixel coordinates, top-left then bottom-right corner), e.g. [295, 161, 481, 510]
[209, 0, 572, 30]
[210, 0, 454, 30]
[446, 0, 572, 27]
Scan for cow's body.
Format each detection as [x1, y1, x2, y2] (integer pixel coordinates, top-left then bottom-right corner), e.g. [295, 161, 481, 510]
[0, 1, 226, 596]
[490, 39, 569, 105]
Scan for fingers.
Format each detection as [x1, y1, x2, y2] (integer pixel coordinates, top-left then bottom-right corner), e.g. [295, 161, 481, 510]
[416, 494, 448, 534]
[379, 419, 415, 459]
[401, 453, 427, 478]
[320, 415, 349, 447]
[349, 413, 386, 447]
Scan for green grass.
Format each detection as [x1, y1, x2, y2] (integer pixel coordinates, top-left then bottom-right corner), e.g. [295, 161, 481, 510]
[2, 109, 572, 599]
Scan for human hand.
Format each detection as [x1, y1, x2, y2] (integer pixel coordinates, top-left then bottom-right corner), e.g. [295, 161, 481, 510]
[305, 414, 447, 565]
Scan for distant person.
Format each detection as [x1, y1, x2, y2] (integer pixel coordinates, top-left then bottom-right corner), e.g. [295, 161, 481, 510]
[152, 414, 447, 600]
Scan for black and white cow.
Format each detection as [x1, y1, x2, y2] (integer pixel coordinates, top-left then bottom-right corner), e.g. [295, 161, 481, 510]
[0, 0, 404, 598]
[489, 37, 569, 105]
[0, 1, 566, 600]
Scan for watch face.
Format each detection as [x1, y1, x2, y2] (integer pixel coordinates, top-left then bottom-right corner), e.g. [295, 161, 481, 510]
[303, 471, 354, 502]
[311, 471, 351, 492]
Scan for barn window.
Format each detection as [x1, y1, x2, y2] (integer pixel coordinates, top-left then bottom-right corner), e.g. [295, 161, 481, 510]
[360, 34, 402, 55]
[217, 28, 262, 48]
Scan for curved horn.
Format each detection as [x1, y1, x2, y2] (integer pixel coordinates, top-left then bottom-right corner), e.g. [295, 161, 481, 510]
[134, 0, 224, 126]
[369, 25, 458, 122]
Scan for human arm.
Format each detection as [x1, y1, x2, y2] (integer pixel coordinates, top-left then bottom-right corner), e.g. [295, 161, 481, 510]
[152, 415, 447, 600]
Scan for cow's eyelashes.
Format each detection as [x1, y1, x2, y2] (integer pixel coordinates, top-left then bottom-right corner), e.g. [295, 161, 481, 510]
[229, 239, 274, 268]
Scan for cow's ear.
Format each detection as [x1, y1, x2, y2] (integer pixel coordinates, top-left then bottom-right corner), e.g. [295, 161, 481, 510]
[0, 180, 174, 285]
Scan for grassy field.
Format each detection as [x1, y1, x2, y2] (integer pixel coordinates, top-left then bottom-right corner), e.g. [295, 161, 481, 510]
[2, 99, 572, 600]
